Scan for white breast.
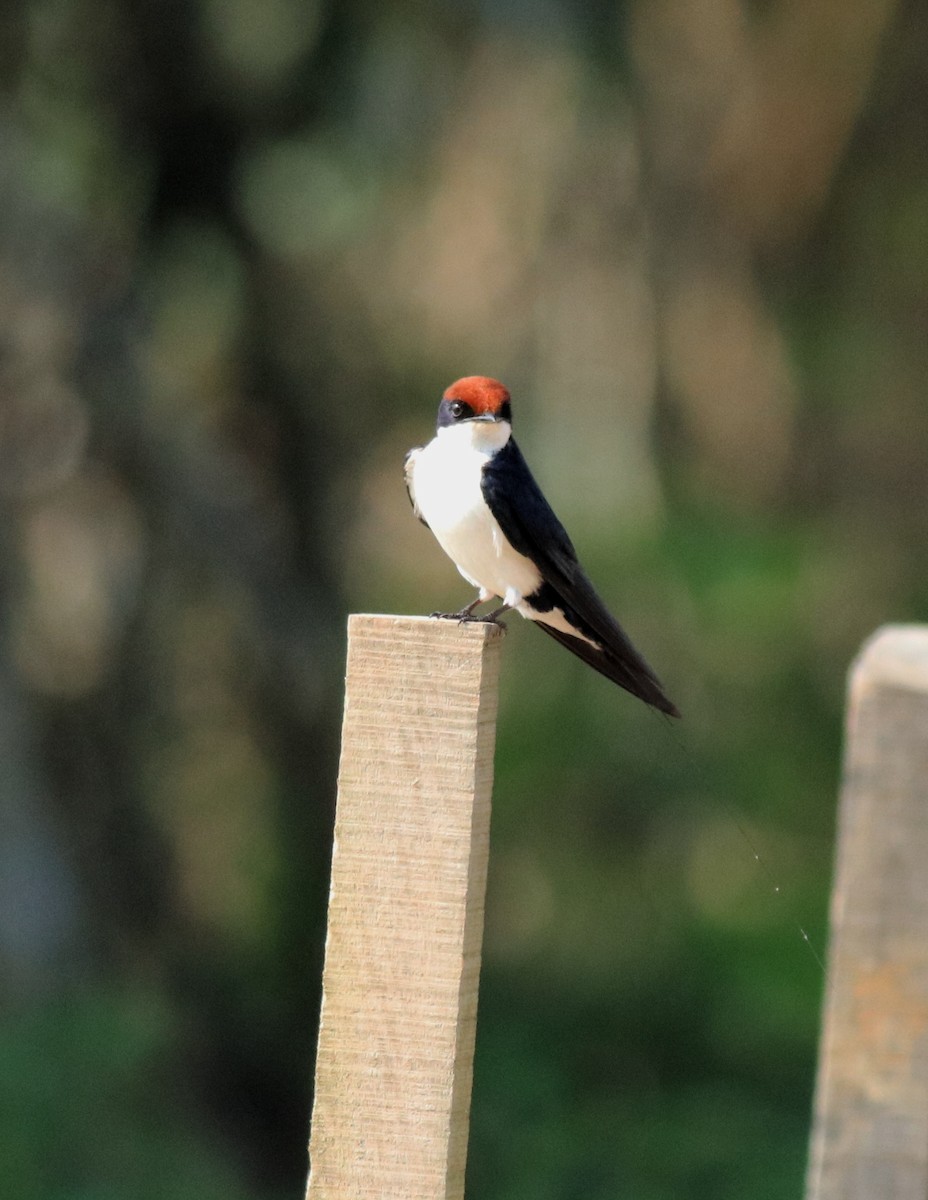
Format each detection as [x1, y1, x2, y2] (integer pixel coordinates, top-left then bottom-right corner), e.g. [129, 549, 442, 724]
[411, 423, 542, 606]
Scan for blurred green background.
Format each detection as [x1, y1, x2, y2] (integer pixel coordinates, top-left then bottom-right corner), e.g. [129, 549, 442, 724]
[1, 0, 926, 1197]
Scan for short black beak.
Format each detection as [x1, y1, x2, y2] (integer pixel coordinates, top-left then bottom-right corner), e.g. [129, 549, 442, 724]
[471, 412, 500, 423]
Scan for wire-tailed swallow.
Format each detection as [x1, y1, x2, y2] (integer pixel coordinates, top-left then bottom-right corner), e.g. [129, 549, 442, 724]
[405, 376, 680, 716]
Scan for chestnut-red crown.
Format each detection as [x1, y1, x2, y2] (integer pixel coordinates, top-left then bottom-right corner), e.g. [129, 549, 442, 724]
[442, 376, 511, 417]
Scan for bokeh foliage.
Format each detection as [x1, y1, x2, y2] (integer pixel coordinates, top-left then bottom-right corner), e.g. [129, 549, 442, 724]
[1, 0, 926, 1197]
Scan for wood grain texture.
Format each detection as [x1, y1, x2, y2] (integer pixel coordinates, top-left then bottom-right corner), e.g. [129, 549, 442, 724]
[806, 625, 928, 1200]
[306, 614, 503, 1200]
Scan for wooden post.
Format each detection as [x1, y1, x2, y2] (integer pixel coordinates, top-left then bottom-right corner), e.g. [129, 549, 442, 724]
[306, 614, 503, 1200]
[806, 625, 928, 1200]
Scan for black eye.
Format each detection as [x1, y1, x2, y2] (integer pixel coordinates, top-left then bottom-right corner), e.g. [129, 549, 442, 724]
[448, 399, 472, 420]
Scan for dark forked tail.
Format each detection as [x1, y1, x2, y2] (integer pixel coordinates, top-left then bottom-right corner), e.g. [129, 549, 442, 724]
[535, 621, 681, 717]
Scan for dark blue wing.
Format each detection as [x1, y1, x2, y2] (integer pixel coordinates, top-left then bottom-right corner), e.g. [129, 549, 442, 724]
[481, 437, 679, 716]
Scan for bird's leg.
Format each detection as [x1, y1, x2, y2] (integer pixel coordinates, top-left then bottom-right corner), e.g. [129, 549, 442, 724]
[430, 594, 487, 621]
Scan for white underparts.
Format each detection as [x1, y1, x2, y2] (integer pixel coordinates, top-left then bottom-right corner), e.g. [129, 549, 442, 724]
[410, 421, 541, 607]
[410, 421, 597, 646]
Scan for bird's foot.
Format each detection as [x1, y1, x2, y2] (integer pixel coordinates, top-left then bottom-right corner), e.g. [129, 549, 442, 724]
[430, 596, 487, 621]
[429, 602, 509, 631]
[454, 613, 507, 631]
[462, 603, 510, 631]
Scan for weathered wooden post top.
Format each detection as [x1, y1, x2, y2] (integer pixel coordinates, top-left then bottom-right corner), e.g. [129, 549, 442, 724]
[306, 614, 503, 1200]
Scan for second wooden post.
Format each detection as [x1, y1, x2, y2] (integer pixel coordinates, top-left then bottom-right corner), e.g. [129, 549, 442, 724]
[806, 625, 928, 1200]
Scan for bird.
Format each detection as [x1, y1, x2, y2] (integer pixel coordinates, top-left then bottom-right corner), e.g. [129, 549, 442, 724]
[404, 376, 680, 717]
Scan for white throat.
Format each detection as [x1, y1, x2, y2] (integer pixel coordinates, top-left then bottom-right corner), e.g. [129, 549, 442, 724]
[436, 418, 512, 455]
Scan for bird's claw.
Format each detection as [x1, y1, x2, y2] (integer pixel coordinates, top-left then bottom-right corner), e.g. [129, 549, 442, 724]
[458, 613, 508, 631]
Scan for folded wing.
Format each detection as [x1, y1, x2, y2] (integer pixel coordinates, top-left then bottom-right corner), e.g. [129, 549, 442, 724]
[481, 439, 680, 717]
